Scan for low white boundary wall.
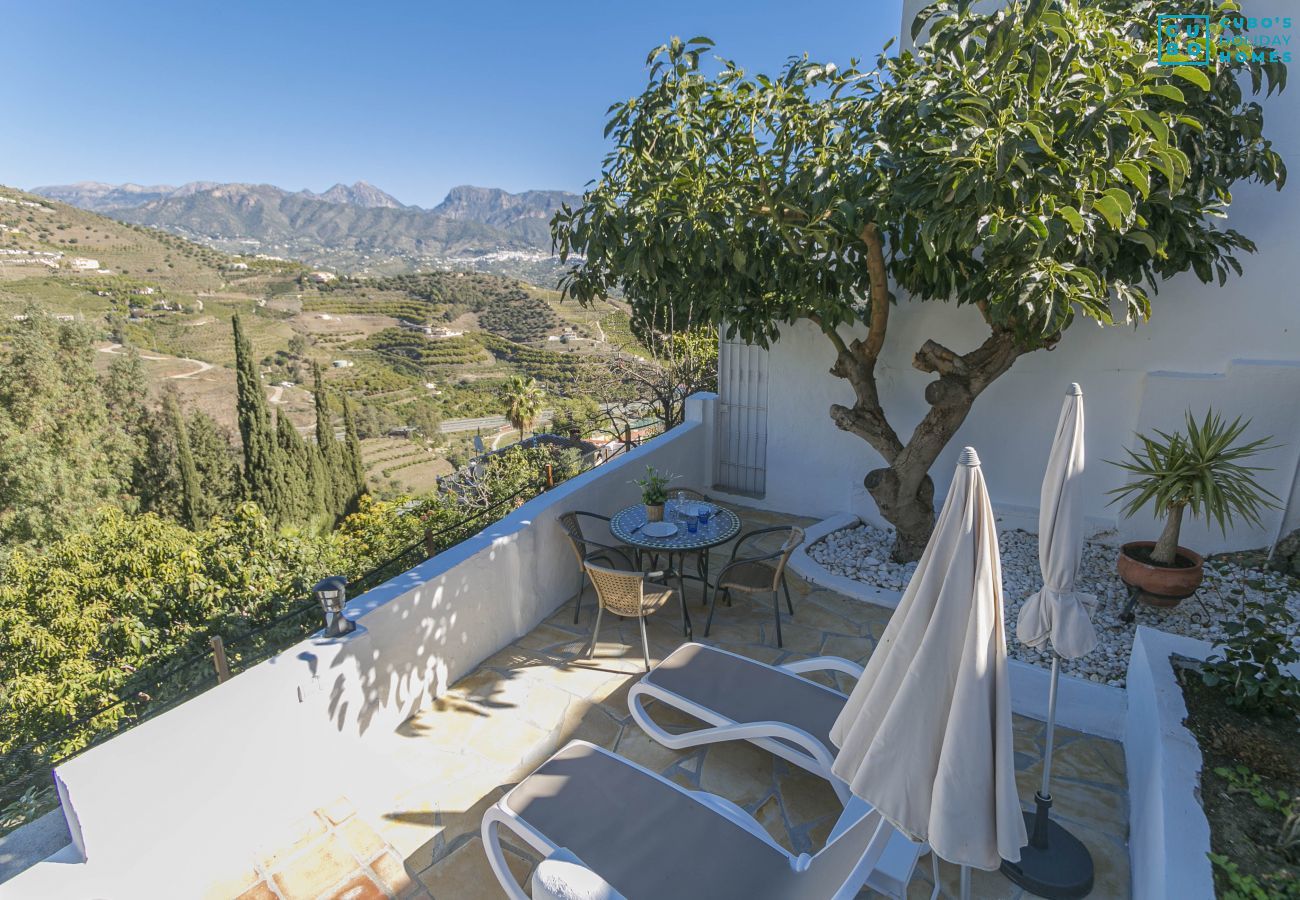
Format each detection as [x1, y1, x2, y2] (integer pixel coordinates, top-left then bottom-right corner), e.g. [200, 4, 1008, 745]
[1125, 628, 1216, 900]
[4, 397, 718, 898]
[789, 514, 1128, 740]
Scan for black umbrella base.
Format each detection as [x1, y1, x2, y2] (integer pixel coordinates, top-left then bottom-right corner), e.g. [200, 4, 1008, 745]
[1000, 808, 1094, 899]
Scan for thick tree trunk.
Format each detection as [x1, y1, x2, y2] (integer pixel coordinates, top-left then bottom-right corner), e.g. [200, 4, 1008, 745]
[816, 225, 1034, 562]
[1151, 503, 1184, 566]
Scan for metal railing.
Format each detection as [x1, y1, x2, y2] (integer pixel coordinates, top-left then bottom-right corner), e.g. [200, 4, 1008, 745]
[0, 417, 662, 827]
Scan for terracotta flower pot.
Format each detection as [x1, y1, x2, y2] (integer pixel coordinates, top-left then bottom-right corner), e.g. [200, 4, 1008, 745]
[1117, 541, 1205, 608]
[645, 503, 664, 522]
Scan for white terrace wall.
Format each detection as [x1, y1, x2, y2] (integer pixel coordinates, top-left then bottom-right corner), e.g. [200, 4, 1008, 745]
[715, 5, 1300, 554]
[4, 397, 715, 899]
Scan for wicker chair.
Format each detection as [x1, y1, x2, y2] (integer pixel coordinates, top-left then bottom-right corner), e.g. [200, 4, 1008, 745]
[584, 562, 678, 671]
[558, 512, 637, 624]
[705, 526, 805, 648]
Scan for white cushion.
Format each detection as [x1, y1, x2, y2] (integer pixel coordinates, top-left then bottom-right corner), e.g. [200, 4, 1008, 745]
[530, 848, 628, 900]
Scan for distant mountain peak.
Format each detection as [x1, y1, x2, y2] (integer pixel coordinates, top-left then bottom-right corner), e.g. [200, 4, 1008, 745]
[433, 185, 579, 227]
[315, 181, 404, 209]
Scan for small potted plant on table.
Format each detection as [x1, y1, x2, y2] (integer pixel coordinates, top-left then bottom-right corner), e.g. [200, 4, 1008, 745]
[1108, 409, 1278, 611]
[634, 466, 674, 522]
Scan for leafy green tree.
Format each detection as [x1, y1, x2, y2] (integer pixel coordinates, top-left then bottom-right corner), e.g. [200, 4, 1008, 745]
[0, 504, 340, 756]
[553, 11, 1286, 559]
[0, 310, 128, 545]
[499, 375, 545, 442]
[232, 314, 287, 524]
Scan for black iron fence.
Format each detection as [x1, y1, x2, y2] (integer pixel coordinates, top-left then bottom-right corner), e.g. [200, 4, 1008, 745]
[0, 416, 659, 832]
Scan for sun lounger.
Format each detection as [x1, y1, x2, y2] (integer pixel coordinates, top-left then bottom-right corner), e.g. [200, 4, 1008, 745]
[482, 740, 894, 900]
[626, 642, 932, 900]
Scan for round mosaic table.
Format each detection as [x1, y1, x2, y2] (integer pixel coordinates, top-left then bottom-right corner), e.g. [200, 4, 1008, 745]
[609, 503, 741, 638]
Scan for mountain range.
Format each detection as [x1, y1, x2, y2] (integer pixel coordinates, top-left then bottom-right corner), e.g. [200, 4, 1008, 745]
[30, 180, 581, 282]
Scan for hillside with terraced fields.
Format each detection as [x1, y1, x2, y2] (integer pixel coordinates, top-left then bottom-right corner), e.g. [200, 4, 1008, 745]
[0, 184, 649, 497]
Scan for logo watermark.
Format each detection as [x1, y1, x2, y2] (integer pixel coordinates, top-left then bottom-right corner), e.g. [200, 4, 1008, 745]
[1158, 14, 1210, 66]
[1158, 13, 1293, 66]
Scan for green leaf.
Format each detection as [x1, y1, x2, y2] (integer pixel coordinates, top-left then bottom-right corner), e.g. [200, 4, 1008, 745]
[1117, 163, 1150, 198]
[1135, 111, 1170, 145]
[1023, 122, 1054, 155]
[1093, 195, 1124, 230]
[1170, 67, 1212, 92]
[1104, 187, 1134, 218]
[1126, 230, 1158, 256]
[1144, 83, 1185, 103]
[1029, 46, 1052, 95]
[1059, 206, 1085, 234]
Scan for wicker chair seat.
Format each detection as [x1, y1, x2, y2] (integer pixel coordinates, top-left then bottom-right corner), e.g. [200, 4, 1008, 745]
[718, 560, 779, 593]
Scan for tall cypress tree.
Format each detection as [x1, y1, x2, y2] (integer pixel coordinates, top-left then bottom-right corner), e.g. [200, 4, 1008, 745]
[274, 411, 312, 525]
[232, 313, 286, 523]
[340, 392, 368, 514]
[167, 392, 203, 529]
[311, 363, 342, 519]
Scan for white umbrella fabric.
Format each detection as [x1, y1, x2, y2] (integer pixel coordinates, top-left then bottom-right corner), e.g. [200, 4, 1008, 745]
[829, 447, 1026, 879]
[1016, 383, 1097, 660]
[1001, 384, 1097, 897]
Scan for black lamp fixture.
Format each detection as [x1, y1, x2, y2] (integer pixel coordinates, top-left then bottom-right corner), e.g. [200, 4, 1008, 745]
[313, 576, 355, 638]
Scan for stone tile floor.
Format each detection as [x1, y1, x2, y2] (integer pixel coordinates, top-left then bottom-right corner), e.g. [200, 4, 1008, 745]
[235, 506, 1130, 899]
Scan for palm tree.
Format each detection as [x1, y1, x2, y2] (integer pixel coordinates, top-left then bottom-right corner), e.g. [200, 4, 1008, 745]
[500, 375, 544, 443]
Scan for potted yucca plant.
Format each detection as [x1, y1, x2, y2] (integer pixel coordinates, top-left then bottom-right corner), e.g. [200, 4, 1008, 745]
[1108, 410, 1279, 607]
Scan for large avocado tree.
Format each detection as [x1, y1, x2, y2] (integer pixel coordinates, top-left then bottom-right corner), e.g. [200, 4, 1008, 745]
[553, 0, 1286, 560]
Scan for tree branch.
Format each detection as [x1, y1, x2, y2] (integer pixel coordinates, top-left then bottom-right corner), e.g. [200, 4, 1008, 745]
[861, 224, 890, 362]
[912, 339, 966, 377]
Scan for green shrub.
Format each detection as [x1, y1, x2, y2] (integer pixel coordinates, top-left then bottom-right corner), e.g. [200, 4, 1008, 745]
[1202, 590, 1300, 714]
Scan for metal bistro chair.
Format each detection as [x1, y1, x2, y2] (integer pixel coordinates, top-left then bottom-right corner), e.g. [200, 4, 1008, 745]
[558, 511, 638, 624]
[705, 526, 805, 648]
[584, 562, 679, 671]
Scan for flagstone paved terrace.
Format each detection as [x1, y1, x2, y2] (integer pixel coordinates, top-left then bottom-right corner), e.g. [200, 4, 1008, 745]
[225, 506, 1129, 900]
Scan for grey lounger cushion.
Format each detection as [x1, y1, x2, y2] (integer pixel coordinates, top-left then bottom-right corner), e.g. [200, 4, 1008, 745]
[643, 643, 847, 751]
[505, 743, 797, 899]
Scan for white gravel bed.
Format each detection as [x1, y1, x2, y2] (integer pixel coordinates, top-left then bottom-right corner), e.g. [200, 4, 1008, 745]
[809, 522, 1300, 687]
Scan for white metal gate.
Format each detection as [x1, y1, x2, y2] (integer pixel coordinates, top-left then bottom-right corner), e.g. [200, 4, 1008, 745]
[714, 335, 768, 495]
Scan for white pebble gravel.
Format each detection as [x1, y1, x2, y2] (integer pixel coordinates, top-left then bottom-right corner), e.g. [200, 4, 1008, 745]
[808, 523, 1300, 687]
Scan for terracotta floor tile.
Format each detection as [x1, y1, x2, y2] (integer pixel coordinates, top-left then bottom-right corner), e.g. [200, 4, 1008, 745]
[271, 835, 358, 899]
[319, 871, 387, 900]
[235, 882, 279, 900]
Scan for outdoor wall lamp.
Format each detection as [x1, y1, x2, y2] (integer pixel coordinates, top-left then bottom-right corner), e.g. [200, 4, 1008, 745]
[313, 576, 356, 638]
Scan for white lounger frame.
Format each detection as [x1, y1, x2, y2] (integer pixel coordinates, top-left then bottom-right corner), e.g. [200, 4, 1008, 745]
[627, 644, 865, 804]
[481, 739, 890, 900]
[626, 643, 939, 900]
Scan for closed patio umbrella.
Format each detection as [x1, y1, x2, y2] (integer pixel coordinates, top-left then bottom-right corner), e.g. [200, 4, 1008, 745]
[1002, 384, 1096, 899]
[829, 448, 1025, 897]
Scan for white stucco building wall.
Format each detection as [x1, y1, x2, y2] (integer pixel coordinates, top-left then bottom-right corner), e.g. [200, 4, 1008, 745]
[713, 3, 1300, 555]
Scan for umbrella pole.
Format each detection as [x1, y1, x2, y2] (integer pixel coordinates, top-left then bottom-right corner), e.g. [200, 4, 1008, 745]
[1036, 654, 1061, 840]
[1000, 652, 1095, 898]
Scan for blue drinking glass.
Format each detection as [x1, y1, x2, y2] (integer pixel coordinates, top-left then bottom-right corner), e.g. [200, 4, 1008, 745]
[686, 516, 699, 534]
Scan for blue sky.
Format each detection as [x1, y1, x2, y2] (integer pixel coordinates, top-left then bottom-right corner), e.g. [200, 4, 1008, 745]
[0, 0, 903, 207]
